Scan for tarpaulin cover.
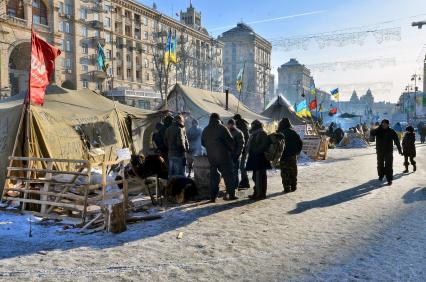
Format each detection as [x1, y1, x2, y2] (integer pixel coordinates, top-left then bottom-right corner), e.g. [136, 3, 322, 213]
[0, 86, 160, 190]
[261, 95, 306, 125]
[164, 84, 269, 128]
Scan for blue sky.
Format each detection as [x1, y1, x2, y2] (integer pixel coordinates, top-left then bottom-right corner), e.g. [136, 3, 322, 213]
[140, 0, 426, 102]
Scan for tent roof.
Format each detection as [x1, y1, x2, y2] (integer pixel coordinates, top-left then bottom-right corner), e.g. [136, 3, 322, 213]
[261, 95, 306, 125]
[167, 84, 268, 122]
[0, 85, 156, 119]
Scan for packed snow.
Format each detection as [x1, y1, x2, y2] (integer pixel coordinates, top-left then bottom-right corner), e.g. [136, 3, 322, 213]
[0, 145, 424, 281]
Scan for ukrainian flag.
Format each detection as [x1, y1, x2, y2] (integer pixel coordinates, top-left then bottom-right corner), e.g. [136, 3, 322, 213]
[164, 31, 177, 65]
[331, 88, 340, 101]
[236, 66, 244, 92]
[295, 100, 312, 118]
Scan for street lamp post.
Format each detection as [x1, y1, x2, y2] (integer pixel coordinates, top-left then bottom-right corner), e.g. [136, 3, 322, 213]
[411, 74, 422, 120]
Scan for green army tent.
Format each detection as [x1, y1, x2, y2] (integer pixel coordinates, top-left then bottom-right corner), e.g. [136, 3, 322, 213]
[0, 86, 160, 191]
[164, 84, 269, 128]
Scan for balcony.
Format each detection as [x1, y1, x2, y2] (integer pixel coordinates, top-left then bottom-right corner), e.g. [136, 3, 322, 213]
[91, 20, 104, 29]
[34, 23, 50, 33]
[92, 70, 107, 80]
[4, 15, 28, 27]
[90, 36, 106, 46]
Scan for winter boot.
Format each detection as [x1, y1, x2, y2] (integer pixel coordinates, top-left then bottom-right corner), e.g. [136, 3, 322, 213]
[403, 165, 409, 173]
[413, 164, 417, 172]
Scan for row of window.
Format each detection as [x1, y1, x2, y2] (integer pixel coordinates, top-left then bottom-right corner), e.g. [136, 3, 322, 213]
[7, 0, 48, 25]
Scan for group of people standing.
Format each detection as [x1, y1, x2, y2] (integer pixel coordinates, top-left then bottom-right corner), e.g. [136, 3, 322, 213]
[153, 112, 303, 203]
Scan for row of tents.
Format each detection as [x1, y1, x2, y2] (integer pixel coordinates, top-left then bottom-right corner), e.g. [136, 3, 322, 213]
[0, 84, 308, 190]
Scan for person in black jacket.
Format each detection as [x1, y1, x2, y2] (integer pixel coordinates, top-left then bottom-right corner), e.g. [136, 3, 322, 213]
[234, 114, 250, 188]
[227, 119, 245, 190]
[370, 119, 402, 185]
[202, 113, 237, 202]
[277, 118, 303, 193]
[402, 126, 416, 173]
[246, 120, 271, 200]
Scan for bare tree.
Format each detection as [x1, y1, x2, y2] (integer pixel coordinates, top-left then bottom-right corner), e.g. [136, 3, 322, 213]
[176, 34, 194, 86]
[152, 19, 172, 101]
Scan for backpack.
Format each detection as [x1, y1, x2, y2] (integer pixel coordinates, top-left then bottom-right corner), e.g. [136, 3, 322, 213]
[265, 132, 285, 166]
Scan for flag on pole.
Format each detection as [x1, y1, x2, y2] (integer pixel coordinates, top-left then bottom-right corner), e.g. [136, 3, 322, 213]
[309, 99, 317, 110]
[29, 29, 61, 106]
[330, 88, 340, 101]
[236, 66, 244, 92]
[164, 30, 176, 65]
[295, 100, 312, 118]
[328, 107, 338, 116]
[97, 43, 108, 72]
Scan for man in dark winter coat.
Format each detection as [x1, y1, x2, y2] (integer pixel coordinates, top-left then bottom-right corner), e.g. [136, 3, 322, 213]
[419, 122, 426, 144]
[277, 118, 303, 193]
[227, 119, 245, 189]
[164, 115, 189, 179]
[234, 114, 250, 188]
[370, 119, 402, 185]
[402, 126, 416, 173]
[157, 115, 174, 161]
[202, 113, 237, 201]
[246, 120, 271, 200]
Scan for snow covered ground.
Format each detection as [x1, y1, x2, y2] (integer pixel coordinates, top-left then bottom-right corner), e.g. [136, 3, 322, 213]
[0, 144, 425, 281]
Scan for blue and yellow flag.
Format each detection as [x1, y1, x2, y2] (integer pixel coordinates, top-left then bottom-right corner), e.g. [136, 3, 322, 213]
[295, 100, 312, 118]
[236, 66, 244, 92]
[164, 31, 177, 65]
[331, 88, 340, 101]
[310, 85, 316, 95]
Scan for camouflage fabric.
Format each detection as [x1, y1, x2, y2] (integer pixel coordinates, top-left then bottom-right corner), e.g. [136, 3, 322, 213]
[280, 155, 298, 190]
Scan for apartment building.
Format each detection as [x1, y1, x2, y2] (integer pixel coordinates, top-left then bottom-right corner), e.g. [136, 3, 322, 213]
[0, 0, 223, 109]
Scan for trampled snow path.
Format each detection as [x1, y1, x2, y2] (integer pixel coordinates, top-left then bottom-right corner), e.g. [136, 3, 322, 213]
[0, 145, 425, 281]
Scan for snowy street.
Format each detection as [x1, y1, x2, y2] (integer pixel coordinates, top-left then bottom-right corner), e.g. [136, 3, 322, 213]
[0, 145, 425, 281]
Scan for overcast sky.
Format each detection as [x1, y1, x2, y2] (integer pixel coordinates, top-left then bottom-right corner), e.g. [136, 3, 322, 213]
[140, 0, 426, 102]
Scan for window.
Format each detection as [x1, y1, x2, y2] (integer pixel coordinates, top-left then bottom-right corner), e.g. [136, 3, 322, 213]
[136, 70, 141, 79]
[81, 43, 88, 54]
[58, 2, 64, 14]
[81, 27, 88, 37]
[145, 72, 149, 81]
[32, 0, 48, 25]
[65, 22, 71, 33]
[81, 64, 88, 72]
[7, 0, 25, 19]
[66, 58, 72, 68]
[126, 54, 131, 63]
[82, 80, 88, 88]
[60, 58, 66, 69]
[144, 32, 148, 40]
[93, 13, 99, 21]
[104, 17, 111, 28]
[66, 39, 71, 52]
[144, 59, 148, 68]
[64, 4, 72, 15]
[143, 17, 148, 26]
[127, 68, 131, 78]
[59, 21, 64, 32]
[96, 82, 101, 90]
[94, 30, 100, 37]
[117, 67, 122, 76]
[80, 8, 87, 20]
[106, 50, 112, 59]
[138, 100, 150, 110]
[105, 32, 112, 43]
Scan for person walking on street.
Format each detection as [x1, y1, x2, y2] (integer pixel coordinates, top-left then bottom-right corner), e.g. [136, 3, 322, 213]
[246, 120, 271, 200]
[370, 119, 402, 185]
[202, 113, 237, 202]
[277, 118, 303, 193]
[402, 126, 417, 173]
[164, 115, 189, 179]
[186, 119, 203, 177]
[234, 114, 250, 189]
[227, 119, 245, 190]
[420, 123, 426, 144]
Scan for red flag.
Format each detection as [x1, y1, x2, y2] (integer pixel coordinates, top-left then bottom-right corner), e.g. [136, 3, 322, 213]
[328, 107, 337, 116]
[309, 99, 317, 110]
[29, 29, 61, 105]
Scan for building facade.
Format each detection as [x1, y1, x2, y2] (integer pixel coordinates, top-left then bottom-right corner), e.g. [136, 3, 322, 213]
[0, 0, 223, 110]
[219, 23, 272, 113]
[277, 58, 313, 106]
